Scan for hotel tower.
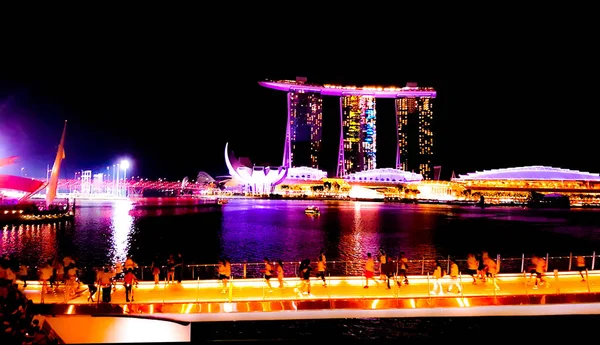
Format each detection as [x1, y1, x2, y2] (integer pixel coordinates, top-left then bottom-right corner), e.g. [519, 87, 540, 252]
[395, 82, 435, 180]
[259, 79, 436, 179]
[281, 77, 323, 169]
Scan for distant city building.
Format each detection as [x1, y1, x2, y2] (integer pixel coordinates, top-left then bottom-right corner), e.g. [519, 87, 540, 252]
[259, 79, 436, 178]
[395, 82, 435, 180]
[283, 77, 323, 169]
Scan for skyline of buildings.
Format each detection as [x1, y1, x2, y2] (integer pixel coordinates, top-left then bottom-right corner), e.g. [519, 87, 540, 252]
[261, 78, 437, 179]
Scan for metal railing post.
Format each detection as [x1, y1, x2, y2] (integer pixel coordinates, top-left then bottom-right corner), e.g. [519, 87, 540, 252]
[196, 276, 200, 303]
[162, 274, 167, 305]
[586, 269, 591, 293]
[493, 276, 497, 302]
[521, 253, 525, 273]
[459, 271, 464, 298]
[243, 262, 247, 279]
[497, 254, 501, 273]
[546, 253, 550, 271]
[228, 276, 233, 303]
[592, 251, 596, 270]
[447, 255, 450, 276]
[554, 269, 559, 295]
[427, 272, 431, 299]
[421, 256, 425, 275]
[568, 252, 572, 271]
[192, 266, 194, 279]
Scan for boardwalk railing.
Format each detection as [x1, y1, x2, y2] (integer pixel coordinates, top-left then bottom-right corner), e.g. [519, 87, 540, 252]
[126, 252, 597, 281]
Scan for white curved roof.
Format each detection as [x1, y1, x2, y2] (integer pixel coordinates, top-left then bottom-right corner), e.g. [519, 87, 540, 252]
[343, 168, 423, 183]
[196, 171, 215, 183]
[454, 166, 600, 181]
[283, 167, 328, 181]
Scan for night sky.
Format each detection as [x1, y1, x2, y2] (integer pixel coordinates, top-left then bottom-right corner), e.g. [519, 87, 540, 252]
[0, 27, 597, 181]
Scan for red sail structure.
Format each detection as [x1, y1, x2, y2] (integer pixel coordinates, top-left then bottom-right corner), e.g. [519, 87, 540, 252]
[46, 121, 67, 208]
[0, 156, 18, 167]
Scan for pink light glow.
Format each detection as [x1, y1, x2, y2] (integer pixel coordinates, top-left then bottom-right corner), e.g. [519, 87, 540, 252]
[259, 81, 437, 98]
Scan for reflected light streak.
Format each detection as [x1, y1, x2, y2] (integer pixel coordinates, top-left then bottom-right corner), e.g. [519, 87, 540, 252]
[111, 200, 134, 264]
[185, 304, 193, 314]
[352, 203, 362, 253]
[371, 299, 379, 309]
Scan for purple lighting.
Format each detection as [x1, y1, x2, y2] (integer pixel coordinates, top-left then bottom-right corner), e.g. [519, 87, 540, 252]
[259, 81, 437, 98]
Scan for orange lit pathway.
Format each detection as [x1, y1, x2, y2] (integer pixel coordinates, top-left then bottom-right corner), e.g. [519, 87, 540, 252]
[21, 271, 600, 321]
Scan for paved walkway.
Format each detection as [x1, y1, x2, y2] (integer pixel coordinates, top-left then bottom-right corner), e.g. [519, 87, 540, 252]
[19, 270, 599, 305]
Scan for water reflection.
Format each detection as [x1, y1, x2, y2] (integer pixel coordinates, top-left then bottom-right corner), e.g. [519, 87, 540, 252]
[110, 200, 134, 264]
[3, 199, 600, 268]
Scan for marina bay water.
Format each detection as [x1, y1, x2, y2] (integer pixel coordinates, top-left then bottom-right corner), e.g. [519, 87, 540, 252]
[2, 198, 600, 268]
[4, 198, 600, 340]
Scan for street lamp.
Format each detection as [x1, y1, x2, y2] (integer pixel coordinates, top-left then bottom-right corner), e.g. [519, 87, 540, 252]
[121, 160, 130, 197]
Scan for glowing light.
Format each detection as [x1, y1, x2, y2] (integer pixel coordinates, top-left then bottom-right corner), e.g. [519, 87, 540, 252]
[371, 299, 379, 309]
[455, 166, 600, 181]
[260, 81, 437, 98]
[348, 186, 385, 199]
[120, 160, 130, 170]
[111, 200, 133, 264]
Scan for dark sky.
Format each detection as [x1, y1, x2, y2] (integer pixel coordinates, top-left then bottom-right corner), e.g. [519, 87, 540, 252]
[0, 24, 598, 181]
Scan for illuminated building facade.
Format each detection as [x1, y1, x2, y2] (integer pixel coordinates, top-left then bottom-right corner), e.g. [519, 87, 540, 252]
[259, 79, 436, 178]
[395, 82, 435, 180]
[285, 89, 323, 169]
[224, 143, 288, 195]
[338, 96, 376, 176]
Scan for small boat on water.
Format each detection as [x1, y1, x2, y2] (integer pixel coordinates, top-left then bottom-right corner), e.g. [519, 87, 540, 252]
[305, 205, 320, 215]
[1, 202, 74, 225]
[217, 199, 229, 205]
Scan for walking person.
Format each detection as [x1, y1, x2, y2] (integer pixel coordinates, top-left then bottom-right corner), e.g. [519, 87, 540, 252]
[397, 252, 409, 286]
[378, 248, 387, 283]
[84, 266, 98, 302]
[276, 260, 285, 288]
[218, 259, 230, 294]
[298, 258, 312, 295]
[123, 268, 138, 302]
[166, 255, 175, 284]
[430, 260, 445, 295]
[97, 267, 114, 303]
[576, 255, 587, 281]
[316, 255, 327, 287]
[364, 252, 378, 288]
[383, 256, 394, 290]
[263, 257, 274, 292]
[483, 253, 500, 291]
[466, 253, 479, 284]
[447, 257, 462, 293]
[175, 253, 184, 283]
[533, 255, 548, 290]
[18, 263, 28, 289]
[151, 257, 161, 285]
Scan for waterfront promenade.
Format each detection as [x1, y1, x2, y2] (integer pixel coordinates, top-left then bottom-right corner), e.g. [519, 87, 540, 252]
[19, 270, 600, 322]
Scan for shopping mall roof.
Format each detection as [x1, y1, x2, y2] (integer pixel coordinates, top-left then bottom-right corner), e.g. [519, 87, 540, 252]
[453, 166, 600, 181]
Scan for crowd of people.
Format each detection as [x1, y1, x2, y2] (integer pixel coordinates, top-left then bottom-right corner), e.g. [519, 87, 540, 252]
[0, 259, 58, 345]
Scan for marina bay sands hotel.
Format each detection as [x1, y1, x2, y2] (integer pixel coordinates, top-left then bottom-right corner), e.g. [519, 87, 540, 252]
[259, 78, 437, 179]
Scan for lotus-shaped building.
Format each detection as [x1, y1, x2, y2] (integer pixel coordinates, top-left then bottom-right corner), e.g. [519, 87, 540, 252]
[224, 143, 288, 195]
